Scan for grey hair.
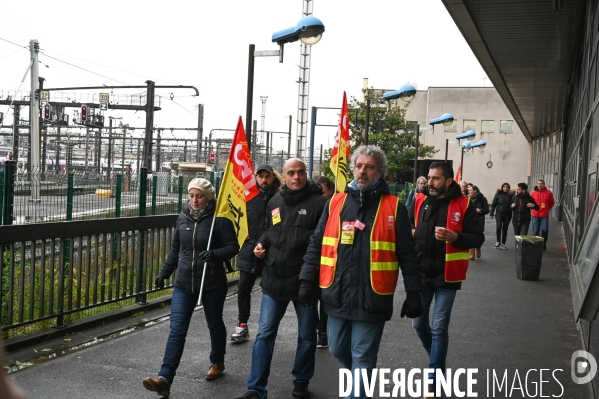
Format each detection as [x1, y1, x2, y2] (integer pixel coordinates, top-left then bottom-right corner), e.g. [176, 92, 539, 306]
[416, 176, 427, 184]
[350, 145, 389, 177]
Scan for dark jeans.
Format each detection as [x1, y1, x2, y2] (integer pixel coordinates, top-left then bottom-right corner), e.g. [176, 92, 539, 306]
[513, 222, 530, 236]
[158, 285, 228, 384]
[318, 300, 328, 334]
[238, 270, 258, 324]
[495, 212, 512, 244]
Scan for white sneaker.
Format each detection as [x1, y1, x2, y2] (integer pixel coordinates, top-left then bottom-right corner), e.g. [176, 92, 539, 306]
[494, 242, 500, 248]
[499, 244, 507, 250]
[230, 324, 249, 342]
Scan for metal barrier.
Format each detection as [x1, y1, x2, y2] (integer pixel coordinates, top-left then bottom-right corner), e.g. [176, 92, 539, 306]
[0, 215, 178, 336]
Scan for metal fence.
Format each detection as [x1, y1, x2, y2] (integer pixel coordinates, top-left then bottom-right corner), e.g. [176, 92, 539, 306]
[0, 163, 221, 225]
[0, 216, 180, 337]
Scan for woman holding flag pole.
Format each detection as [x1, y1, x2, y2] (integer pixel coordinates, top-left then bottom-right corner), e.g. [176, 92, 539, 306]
[143, 117, 258, 397]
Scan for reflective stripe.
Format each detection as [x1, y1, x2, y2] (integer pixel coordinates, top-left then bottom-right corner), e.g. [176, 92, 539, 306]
[371, 241, 395, 251]
[371, 262, 398, 271]
[321, 256, 335, 266]
[322, 237, 336, 246]
[446, 252, 470, 261]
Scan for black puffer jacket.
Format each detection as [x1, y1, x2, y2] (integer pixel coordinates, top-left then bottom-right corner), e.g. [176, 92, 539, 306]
[413, 181, 485, 289]
[159, 202, 239, 294]
[490, 190, 515, 216]
[300, 179, 422, 322]
[258, 180, 327, 301]
[237, 175, 281, 273]
[469, 191, 489, 230]
[511, 191, 539, 225]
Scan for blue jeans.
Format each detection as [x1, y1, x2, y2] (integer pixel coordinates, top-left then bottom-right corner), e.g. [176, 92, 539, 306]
[531, 216, 549, 245]
[246, 293, 318, 399]
[327, 316, 386, 399]
[412, 286, 457, 385]
[159, 285, 228, 383]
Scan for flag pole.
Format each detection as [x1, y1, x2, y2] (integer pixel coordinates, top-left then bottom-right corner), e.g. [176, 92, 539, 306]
[197, 214, 217, 306]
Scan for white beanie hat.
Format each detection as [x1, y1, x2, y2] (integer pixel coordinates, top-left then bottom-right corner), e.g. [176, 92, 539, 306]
[188, 178, 216, 201]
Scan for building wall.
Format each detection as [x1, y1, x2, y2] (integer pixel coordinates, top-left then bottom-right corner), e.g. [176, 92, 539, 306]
[401, 87, 531, 199]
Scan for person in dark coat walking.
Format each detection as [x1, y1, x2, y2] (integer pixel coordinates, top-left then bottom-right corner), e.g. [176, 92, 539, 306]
[235, 158, 327, 399]
[300, 145, 422, 399]
[230, 164, 281, 343]
[143, 178, 240, 397]
[412, 162, 485, 397]
[511, 182, 539, 236]
[467, 184, 489, 259]
[405, 176, 427, 209]
[490, 182, 515, 249]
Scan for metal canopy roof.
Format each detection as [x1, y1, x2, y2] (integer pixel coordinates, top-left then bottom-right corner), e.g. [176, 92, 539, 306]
[442, 0, 587, 141]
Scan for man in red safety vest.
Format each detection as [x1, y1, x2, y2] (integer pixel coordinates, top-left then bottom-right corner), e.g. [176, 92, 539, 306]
[300, 145, 423, 399]
[412, 161, 484, 398]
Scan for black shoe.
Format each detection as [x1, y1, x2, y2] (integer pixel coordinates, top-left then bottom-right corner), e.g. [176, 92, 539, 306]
[543, 244, 547, 251]
[292, 380, 310, 398]
[234, 391, 261, 399]
[317, 332, 328, 349]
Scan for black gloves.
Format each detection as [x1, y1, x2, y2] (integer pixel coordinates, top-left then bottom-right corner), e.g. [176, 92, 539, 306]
[400, 291, 423, 318]
[155, 275, 165, 289]
[298, 280, 320, 308]
[198, 250, 214, 263]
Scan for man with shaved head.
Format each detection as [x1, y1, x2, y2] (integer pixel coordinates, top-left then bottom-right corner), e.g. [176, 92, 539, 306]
[235, 158, 327, 399]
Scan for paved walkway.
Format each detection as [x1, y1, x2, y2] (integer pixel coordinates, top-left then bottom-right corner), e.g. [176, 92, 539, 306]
[6, 220, 591, 398]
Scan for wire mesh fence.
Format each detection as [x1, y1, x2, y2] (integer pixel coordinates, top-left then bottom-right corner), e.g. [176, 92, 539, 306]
[1, 165, 222, 225]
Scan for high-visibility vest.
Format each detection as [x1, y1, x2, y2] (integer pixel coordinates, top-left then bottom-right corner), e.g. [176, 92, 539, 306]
[320, 192, 400, 295]
[414, 194, 471, 283]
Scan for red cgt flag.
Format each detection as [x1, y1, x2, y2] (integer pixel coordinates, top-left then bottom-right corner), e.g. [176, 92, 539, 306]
[330, 92, 351, 192]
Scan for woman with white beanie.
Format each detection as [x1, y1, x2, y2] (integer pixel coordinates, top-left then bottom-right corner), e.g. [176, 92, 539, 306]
[143, 178, 239, 396]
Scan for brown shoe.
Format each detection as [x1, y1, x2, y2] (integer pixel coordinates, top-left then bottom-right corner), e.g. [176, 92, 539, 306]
[469, 249, 475, 260]
[206, 363, 225, 380]
[476, 247, 481, 258]
[423, 385, 436, 398]
[142, 377, 170, 397]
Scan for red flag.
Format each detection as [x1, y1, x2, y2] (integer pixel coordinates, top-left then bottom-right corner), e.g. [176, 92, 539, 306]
[215, 117, 259, 248]
[455, 164, 462, 184]
[330, 92, 351, 192]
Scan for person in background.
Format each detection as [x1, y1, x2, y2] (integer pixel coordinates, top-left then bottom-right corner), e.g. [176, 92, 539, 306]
[467, 184, 489, 259]
[300, 145, 422, 399]
[315, 175, 334, 349]
[235, 158, 327, 399]
[511, 182, 539, 236]
[460, 181, 469, 196]
[317, 176, 335, 200]
[412, 161, 485, 397]
[406, 176, 428, 209]
[143, 178, 239, 397]
[489, 182, 515, 250]
[530, 179, 555, 251]
[231, 165, 281, 343]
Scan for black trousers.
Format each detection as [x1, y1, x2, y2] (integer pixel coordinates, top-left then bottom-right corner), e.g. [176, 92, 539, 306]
[513, 221, 530, 236]
[495, 212, 512, 244]
[318, 300, 328, 334]
[237, 270, 257, 324]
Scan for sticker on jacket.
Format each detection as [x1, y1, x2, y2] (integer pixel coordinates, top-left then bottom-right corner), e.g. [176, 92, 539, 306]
[271, 207, 281, 225]
[341, 221, 355, 244]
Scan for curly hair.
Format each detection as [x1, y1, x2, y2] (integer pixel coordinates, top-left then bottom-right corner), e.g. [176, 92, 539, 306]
[349, 145, 388, 177]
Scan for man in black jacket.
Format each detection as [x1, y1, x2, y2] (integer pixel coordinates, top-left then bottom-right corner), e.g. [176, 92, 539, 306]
[412, 162, 484, 397]
[510, 182, 539, 235]
[300, 145, 423, 399]
[231, 164, 281, 342]
[235, 158, 327, 399]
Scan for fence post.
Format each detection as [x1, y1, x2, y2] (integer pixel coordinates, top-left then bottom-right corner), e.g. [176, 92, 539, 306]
[136, 168, 148, 304]
[151, 175, 158, 215]
[177, 176, 183, 213]
[113, 174, 122, 261]
[64, 173, 74, 266]
[2, 161, 15, 225]
[0, 168, 4, 226]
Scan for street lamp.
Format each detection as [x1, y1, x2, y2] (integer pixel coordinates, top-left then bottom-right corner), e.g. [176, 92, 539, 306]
[246, 16, 325, 152]
[381, 84, 419, 181]
[459, 137, 487, 181]
[429, 112, 455, 161]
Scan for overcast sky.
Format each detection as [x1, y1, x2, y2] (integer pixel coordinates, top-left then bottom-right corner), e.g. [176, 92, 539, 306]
[0, 0, 489, 156]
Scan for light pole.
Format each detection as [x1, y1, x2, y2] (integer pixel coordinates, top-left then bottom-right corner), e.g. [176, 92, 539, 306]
[246, 16, 325, 152]
[108, 116, 122, 172]
[458, 131, 486, 181]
